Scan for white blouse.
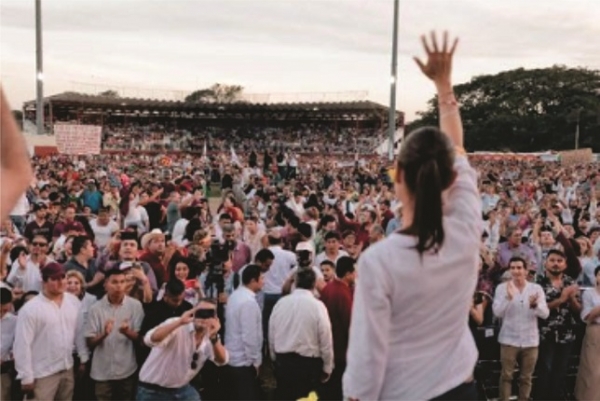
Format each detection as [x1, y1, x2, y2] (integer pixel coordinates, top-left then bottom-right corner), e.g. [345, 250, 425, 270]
[581, 289, 600, 324]
[343, 156, 482, 401]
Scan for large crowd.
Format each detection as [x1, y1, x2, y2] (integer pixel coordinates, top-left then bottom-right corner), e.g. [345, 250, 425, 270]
[0, 146, 598, 401]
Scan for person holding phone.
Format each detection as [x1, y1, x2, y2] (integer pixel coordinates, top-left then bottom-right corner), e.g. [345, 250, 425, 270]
[136, 302, 228, 401]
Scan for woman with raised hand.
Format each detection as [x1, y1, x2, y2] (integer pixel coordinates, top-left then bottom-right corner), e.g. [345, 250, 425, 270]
[343, 32, 482, 401]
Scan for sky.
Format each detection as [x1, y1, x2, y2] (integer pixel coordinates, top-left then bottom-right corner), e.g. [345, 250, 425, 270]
[1, 0, 599, 121]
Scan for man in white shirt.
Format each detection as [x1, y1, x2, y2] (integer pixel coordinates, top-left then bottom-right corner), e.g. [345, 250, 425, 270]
[269, 269, 334, 401]
[224, 264, 264, 400]
[492, 257, 549, 401]
[13, 262, 88, 401]
[263, 231, 296, 347]
[89, 207, 119, 250]
[314, 231, 349, 268]
[85, 268, 144, 401]
[1, 288, 17, 401]
[137, 302, 228, 401]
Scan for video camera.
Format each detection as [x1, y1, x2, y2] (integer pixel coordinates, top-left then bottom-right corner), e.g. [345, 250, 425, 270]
[204, 238, 234, 296]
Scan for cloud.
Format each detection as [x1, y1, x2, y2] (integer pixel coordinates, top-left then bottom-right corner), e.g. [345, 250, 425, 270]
[1, 0, 599, 120]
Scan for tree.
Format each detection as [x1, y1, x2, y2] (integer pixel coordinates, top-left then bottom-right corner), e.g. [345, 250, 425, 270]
[185, 83, 244, 103]
[98, 90, 119, 98]
[406, 66, 600, 152]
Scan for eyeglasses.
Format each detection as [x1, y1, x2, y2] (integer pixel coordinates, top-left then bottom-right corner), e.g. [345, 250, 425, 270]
[32, 242, 48, 247]
[191, 352, 199, 370]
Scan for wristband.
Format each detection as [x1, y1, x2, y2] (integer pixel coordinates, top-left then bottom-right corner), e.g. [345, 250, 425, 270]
[210, 334, 221, 344]
[455, 146, 466, 156]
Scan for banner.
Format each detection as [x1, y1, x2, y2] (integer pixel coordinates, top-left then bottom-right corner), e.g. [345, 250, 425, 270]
[54, 124, 102, 155]
[559, 148, 593, 166]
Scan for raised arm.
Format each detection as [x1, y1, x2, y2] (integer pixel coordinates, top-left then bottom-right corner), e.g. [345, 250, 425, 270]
[0, 88, 34, 221]
[414, 31, 462, 147]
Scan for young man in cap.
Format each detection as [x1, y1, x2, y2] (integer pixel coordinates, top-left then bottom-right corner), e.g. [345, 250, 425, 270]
[13, 262, 89, 401]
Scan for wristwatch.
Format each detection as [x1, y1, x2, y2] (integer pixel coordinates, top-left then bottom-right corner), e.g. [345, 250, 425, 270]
[210, 334, 221, 344]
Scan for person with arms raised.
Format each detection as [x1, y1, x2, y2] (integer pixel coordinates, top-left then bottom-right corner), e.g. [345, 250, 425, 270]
[343, 32, 482, 401]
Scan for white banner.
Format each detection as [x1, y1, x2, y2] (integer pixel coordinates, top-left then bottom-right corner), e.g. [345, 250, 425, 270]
[54, 124, 102, 155]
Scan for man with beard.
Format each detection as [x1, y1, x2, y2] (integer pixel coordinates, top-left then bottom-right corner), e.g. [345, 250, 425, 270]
[534, 249, 582, 401]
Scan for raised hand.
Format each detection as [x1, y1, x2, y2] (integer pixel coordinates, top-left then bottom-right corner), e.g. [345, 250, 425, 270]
[414, 31, 458, 86]
[179, 309, 195, 326]
[529, 293, 539, 309]
[105, 319, 114, 335]
[119, 319, 130, 335]
[506, 281, 516, 301]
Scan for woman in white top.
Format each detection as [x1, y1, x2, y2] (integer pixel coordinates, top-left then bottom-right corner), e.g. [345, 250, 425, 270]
[343, 32, 482, 401]
[575, 266, 600, 401]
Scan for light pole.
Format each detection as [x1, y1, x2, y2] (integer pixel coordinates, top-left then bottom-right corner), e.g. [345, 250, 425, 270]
[35, 0, 44, 135]
[574, 107, 582, 150]
[388, 0, 400, 161]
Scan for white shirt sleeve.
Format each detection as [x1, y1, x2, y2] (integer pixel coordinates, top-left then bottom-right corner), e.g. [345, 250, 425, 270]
[240, 300, 263, 368]
[444, 156, 482, 240]
[317, 303, 334, 374]
[492, 283, 510, 319]
[533, 285, 550, 319]
[13, 308, 36, 385]
[343, 252, 393, 400]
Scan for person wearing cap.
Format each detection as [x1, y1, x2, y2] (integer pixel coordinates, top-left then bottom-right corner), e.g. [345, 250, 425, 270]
[282, 241, 326, 296]
[52, 220, 86, 258]
[13, 262, 89, 401]
[85, 268, 144, 401]
[139, 229, 173, 288]
[23, 202, 53, 243]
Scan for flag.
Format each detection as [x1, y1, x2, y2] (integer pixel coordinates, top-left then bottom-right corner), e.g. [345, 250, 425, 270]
[230, 145, 241, 166]
[202, 140, 207, 160]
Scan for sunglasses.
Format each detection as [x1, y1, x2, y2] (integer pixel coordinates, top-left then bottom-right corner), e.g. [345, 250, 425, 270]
[32, 242, 48, 247]
[191, 352, 199, 370]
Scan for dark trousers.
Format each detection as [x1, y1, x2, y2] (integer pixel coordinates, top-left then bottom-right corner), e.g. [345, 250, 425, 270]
[274, 353, 322, 401]
[319, 361, 345, 401]
[73, 354, 94, 401]
[431, 380, 479, 401]
[263, 293, 281, 348]
[224, 365, 259, 400]
[534, 339, 574, 401]
[95, 374, 136, 401]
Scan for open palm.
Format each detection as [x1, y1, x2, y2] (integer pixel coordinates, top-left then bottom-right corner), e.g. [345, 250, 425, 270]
[414, 31, 458, 85]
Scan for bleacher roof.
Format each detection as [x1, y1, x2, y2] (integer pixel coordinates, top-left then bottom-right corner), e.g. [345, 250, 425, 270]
[24, 92, 400, 116]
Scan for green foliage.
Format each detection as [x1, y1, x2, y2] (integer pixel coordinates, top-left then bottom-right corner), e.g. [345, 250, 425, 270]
[98, 90, 119, 98]
[406, 66, 600, 152]
[185, 84, 244, 103]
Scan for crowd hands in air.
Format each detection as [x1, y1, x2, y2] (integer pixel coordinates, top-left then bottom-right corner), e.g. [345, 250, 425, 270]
[0, 31, 599, 401]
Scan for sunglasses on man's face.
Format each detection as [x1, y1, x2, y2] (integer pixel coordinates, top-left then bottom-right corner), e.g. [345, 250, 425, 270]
[31, 242, 48, 247]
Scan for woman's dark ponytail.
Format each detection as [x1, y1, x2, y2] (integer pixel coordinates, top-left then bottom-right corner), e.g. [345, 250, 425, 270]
[397, 127, 455, 255]
[411, 159, 444, 254]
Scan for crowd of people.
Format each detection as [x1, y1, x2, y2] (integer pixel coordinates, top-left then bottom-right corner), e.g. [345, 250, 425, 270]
[53, 118, 383, 155]
[1, 33, 599, 401]
[2, 138, 599, 401]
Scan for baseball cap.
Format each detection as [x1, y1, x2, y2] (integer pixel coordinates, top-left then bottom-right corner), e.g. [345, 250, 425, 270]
[41, 262, 65, 280]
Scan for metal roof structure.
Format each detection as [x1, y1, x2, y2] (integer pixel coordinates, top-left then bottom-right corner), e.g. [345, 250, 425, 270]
[24, 92, 401, 116]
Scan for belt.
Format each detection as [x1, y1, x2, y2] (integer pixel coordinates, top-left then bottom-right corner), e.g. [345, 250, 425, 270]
[139, 381, 181, 393]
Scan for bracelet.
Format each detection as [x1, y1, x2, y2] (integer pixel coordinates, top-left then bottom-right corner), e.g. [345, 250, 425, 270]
[455, 146, 466, 156]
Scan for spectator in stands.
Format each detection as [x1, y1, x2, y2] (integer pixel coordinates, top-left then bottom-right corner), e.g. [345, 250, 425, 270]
[23, 203, 53, 243]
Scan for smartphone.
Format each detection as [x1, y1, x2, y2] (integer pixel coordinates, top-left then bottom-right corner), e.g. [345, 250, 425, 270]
[194, 308, 216, 319]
